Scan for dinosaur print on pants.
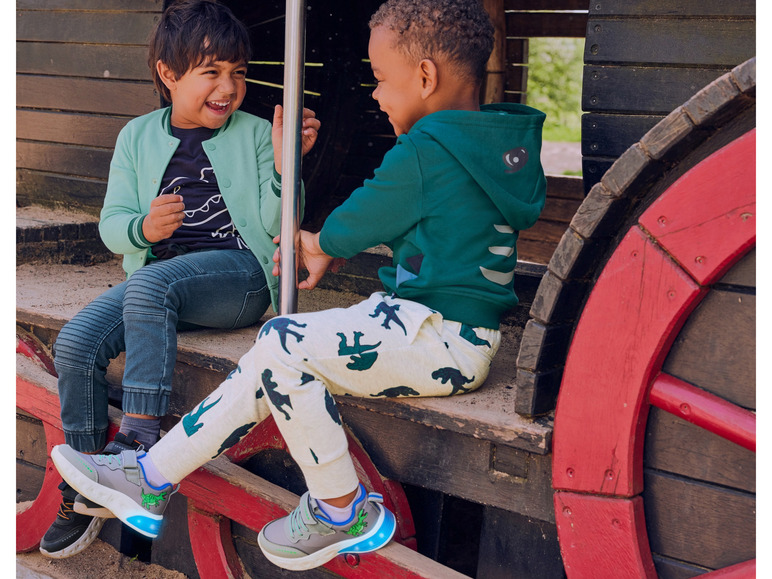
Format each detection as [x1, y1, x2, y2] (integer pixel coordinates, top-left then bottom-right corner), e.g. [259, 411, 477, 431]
[337, 331, 381, 371]
[262, 368, 293, 420]
[431, 367, 475, 395]
[259, 317, 307, 354]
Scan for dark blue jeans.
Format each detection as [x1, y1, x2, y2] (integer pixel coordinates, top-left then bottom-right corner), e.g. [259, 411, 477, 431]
[54, 249, 270, 452]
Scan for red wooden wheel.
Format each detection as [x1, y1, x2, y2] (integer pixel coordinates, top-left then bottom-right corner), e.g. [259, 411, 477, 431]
[552, 130, 755, 578]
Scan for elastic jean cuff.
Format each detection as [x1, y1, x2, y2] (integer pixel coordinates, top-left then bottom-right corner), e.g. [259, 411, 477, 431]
[122, 389, 170, 418]
[63, 428, 108, 454]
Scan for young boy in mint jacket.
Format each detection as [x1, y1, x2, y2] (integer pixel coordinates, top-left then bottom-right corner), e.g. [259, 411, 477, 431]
[51, 0, 546, 571]
[40, 0, 319, 559]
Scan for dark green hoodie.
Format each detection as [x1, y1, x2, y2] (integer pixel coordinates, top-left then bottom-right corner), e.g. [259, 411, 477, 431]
[319, 103, 546, 329]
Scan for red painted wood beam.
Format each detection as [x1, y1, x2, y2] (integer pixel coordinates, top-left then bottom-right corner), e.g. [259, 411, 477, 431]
[554, 493, 657, 579]
[649, 373, 755, 452]
[700, 558, 756, 578]
[639, 129, 756, 286]
[187, 508, 244, 579]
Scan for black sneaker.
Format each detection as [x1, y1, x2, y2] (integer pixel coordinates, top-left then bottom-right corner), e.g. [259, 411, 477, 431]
[39, 431, 142, 558]
[38, 481, 106, 559]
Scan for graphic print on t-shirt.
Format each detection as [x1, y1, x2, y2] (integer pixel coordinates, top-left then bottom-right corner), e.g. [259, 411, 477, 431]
[152, 126, 248, 259]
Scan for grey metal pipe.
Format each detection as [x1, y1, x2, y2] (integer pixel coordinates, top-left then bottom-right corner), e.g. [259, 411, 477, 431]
[278, 0, 306, 315]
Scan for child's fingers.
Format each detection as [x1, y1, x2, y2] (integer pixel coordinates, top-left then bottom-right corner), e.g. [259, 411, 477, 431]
[151, 193, 183, 206]
[273, 104, 283, 122]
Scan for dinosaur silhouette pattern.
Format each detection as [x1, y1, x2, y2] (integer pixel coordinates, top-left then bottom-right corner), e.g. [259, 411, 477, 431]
[212, 421, 256, 458]
[262, 368, 293, 420]
[431, 367, 475, 395]
[337, 331, 381, 371]
[324, 389, 342, 425]
[259, 317, 307, 354]
[182, 395, 222, 437]
[460, 324, 491, 348]
[226, 364, 242, 380]
[370, 385, 421, 398]
[369, 302, 407, 334]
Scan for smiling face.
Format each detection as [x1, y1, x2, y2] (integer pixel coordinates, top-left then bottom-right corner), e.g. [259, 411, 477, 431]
[159, 58, 247, 130]
[368, 26, 428, 136]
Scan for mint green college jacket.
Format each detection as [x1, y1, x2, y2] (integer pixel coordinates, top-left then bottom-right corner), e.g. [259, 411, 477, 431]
[99, 107, 298, 313]
[319, 103, 547, 329]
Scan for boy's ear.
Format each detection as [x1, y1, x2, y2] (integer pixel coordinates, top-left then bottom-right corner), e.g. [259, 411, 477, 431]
[156, 60, 177, 94]
[418, 59, 438, 99]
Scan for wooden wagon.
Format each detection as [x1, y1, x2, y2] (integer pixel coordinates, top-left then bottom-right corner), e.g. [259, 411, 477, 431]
[17, 1, 756, 577]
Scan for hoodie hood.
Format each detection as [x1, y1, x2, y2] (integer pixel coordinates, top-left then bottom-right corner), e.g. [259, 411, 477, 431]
[410, 103, 547, 231]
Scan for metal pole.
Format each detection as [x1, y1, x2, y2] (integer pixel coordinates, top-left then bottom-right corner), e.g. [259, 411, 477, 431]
[278, 0, 306, 315]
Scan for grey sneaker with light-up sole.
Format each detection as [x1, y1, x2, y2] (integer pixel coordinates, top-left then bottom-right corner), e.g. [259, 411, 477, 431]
[258, 483, 396, 571]
[51, 445, 177, 539]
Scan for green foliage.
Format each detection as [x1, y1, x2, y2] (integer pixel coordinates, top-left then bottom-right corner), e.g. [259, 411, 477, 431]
[527, 38, 584, 143]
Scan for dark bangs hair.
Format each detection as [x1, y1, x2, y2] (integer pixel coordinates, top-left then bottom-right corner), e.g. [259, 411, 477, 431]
[148, 0, 251, 102]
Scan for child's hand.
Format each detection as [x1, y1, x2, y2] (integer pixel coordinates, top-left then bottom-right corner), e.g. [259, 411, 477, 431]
[142, 194, 185, 243]
[272, 105, 321, 173]
[271, 230, 341, 290]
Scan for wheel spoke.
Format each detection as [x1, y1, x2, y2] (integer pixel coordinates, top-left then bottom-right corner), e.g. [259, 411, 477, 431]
[649, 373, 755, 452]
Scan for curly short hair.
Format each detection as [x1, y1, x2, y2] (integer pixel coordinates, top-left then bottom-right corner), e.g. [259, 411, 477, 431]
[148, 0, 251, 102]
[369, 0, 494, 83]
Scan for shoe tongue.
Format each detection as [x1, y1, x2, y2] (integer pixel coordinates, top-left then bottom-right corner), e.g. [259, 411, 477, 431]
[302, 493, 325, 525]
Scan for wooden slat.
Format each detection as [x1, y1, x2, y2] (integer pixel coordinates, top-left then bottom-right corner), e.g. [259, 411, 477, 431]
[16, 42, 150, 80]
[582, 113, 662, 158]
[505, 63, 528, 94]
[505, 0, 588, 10]
[588, 0, 755, 17]
[719, 248, 755, 289]
[585, 18, 755, 67]
[644, 407, 755, 493]
[539, 197, 583, 223]
[17, 0, 162, 10]
[506, 11, 588, 37]
[662, 290, 755, 410]
[517, 239, 557, 265]
[17, 141, 112, 180]
[582, 65, 733, 114]
[545, 175, 584, 200]
[16, 170, 106, 213]
[643, 471, 755, 570]
[17, 75, 158, 117]
[17, 110, 129, 148]
[16, 10, 159, 45]
[505, 38, 528, 65]
[520, 221, 569, 248]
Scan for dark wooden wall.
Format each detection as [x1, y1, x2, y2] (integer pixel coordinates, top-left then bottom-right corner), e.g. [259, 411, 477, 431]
[581, 1, 756, 192]
[16, 0, 163, 216]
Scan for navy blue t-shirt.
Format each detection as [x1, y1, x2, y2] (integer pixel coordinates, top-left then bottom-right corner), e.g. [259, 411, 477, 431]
[152, 125, 248, 259]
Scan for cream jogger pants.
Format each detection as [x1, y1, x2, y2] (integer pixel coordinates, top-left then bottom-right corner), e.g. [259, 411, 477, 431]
[150, 292, 501, 499]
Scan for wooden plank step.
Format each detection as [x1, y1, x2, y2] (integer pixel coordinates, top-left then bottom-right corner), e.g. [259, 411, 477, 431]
[16, 205, 113, 266]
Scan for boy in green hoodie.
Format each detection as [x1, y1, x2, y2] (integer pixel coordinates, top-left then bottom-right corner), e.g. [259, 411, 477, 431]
[50, 0, 546, 571]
